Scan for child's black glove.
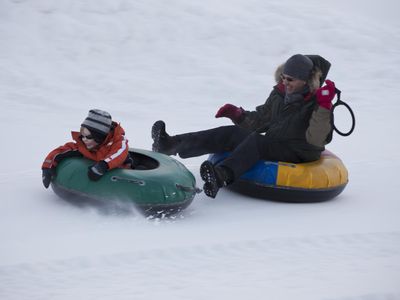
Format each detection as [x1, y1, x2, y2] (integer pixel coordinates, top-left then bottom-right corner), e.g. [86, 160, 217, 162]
[42, 168, 55, 189]
[88, 161, 108, 181]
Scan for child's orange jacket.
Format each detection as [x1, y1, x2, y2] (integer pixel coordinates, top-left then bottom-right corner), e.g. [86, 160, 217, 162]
[42, 122, 129, 170]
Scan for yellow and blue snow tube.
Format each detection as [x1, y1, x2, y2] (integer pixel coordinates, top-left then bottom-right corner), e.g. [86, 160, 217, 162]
[208, 150, 348, 203]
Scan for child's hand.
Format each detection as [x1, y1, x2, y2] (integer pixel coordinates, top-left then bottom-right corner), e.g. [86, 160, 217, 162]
[88, 161, 108, 181]
[42, 168, 55, 188]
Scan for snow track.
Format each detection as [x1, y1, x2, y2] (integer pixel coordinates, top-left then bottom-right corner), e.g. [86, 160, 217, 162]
[1, 231, 399, 300]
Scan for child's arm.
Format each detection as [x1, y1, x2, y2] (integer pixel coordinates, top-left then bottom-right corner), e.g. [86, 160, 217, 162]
[41, 142, 83, 188]
[103, 134, 129, 170]
[42, 142, 82, 169]
[87, 134, 129, 181]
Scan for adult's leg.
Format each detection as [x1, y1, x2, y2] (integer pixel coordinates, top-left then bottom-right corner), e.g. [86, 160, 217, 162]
[219, 133, 301, 180]
[152, 121, 252, 158]
[200, 134, 321, 198]
[177, 125, 252, 158]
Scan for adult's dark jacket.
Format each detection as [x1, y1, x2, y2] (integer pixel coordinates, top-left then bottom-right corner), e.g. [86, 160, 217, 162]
[235, 55, 333, 158]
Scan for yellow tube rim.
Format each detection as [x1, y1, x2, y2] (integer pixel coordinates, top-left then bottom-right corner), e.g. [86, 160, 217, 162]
[276, 150, 348, 189]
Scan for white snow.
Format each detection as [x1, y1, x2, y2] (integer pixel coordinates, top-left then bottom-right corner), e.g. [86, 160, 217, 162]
[1, 0, 400, 299]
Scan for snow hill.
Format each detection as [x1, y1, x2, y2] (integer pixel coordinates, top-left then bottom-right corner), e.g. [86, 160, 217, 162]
[1, 0, 400, 299]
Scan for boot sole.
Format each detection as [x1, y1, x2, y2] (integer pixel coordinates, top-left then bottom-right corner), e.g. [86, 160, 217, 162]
[200, 161, 219, 198]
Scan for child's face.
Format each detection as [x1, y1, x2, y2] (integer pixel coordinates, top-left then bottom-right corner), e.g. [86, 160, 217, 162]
[80, 127, 99, 150]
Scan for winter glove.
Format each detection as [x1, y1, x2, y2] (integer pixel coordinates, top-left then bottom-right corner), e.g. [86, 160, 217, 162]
[88, 160, 109, 181]
[215, 104, 244, 123]
[42, 168, 55, 189]
[316, 79, 336, 110]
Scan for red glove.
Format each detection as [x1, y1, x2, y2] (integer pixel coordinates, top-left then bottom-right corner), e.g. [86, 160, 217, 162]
[215, 104, 244, 123]
[316, 79, 336, 110]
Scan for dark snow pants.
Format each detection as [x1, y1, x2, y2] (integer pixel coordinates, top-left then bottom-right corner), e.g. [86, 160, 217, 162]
[175, 125, 321, 180]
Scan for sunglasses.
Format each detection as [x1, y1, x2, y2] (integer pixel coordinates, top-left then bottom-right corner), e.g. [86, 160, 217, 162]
[80, 134, 94, 140]
[280, 74, 295, 82]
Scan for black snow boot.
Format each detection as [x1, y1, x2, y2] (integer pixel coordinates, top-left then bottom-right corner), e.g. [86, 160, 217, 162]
[151, 120, 179, 156]
[200, 161, 233, 198]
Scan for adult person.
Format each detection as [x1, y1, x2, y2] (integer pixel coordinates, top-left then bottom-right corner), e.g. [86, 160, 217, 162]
[42, 109, 131, 188]
[152, 54, 336, 198]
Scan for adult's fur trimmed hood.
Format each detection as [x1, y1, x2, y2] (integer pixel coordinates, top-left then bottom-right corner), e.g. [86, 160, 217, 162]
[274, 55, 331, 92]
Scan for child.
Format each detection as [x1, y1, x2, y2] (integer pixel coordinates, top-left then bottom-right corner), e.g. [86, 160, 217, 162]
[42, 109, 130, 188]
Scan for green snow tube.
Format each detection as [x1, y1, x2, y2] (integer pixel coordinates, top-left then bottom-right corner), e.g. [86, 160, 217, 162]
[51, 148, 199, 215]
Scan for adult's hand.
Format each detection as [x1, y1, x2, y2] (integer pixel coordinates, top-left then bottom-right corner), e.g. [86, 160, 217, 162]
[215, 104, 244, 123]
[316, 79, 336, 110]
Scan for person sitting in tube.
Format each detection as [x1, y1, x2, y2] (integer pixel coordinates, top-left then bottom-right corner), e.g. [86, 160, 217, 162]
[151, 54, 336, 198]
[41, 109, 131, 189]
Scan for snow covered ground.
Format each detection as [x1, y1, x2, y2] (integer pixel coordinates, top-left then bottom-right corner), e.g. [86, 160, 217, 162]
[1, 0, 400, 299]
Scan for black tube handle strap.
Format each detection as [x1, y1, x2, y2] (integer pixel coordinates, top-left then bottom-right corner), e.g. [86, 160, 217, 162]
[331, 87, 356, 137]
